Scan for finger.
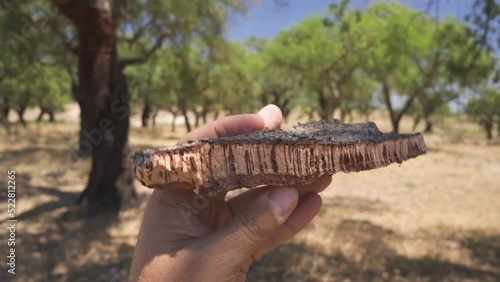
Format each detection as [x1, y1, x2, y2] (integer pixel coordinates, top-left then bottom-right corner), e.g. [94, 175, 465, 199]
[226, 175, 331, 214]
[202, 187, 299, 270]
[180, 114, 265, 143]
[257, 104, 282, 130]
[251, 193, 322, 259]
[180, 104, 283, 143]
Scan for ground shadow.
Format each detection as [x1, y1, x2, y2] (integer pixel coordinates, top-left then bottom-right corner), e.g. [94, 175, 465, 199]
[248, 219, 500, 282]
[458, 233, 500, 269]
[63, 244, 134, 282]
[0, 176, 127, 282]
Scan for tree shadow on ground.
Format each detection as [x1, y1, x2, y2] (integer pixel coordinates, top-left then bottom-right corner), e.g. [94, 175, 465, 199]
[458, 233, 500, 269]
[62, 243, 134, 282]
[248, 202, 500, 282]
[0, 175, 131, 282]
[1, 146, 77, 165]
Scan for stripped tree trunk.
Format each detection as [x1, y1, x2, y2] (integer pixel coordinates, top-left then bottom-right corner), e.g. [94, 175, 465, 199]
[54, 0, 137, 215]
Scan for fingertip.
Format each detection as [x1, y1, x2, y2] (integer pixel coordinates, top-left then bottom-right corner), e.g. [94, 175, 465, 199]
[306, 193, 323, 210]
[257, 104, 283, 130]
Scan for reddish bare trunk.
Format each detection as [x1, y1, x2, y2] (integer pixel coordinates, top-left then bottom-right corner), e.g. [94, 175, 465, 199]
[55, 0, 137, 215]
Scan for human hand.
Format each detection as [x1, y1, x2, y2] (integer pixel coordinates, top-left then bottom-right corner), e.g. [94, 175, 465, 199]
[129, 105, 332, 281]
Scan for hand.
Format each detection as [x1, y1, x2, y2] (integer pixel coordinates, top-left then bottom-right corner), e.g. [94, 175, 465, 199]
[129, 105, 332, 282]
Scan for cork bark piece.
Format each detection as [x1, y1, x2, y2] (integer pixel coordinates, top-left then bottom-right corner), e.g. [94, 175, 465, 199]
[132, 120, 427, 196]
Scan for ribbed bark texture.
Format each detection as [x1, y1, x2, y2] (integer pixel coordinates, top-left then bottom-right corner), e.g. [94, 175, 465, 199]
[132, 120, 427, 196]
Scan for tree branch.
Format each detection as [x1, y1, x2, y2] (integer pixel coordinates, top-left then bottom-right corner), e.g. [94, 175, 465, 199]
[50, 0, 81, 23]
[381, 80, 395, 124]
[50, 21, 78, 55]
[396, 53, 441, 123]
[120, 31, 172, 67]
[119, 19, 153, 44]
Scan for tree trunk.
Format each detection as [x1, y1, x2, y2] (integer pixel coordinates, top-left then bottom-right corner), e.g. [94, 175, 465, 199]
[152, 110, 158, 127]
[381, 81, 399, 133]
[412, 117, 421, 131]
[195, 112, 200, 128]
[497, 118, 500, 137]
[340, 109, 347, 122]
[392, 119, 400, 134]
[1, 97, 10, 123]
[37, 107, 46, 122]
[0, 104, 9, 132]
[317, 89, 329, 120]
[326, 81, 341, 120]
[56, 0, 137, 216]
[16, 106, 26, 127]
[74, 84, 91, 157]
[78, 112, 91, 157]
[202, 108, 208, 125]
[484, 116, 493, 140]
[424, 114, 433, 133]
[142, 101, 151, 128]
[48, 110, 55, 123]
[183, 108, 191, 132]
[0, 106, 9, 123]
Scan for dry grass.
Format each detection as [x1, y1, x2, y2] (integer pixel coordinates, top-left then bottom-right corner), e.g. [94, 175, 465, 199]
[0, 108, 499, 281]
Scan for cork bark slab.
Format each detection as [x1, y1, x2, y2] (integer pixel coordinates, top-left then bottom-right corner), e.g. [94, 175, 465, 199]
[132, 120, 427, 196]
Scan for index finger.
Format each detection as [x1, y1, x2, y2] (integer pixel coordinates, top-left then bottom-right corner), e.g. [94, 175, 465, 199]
[180, 114, 265, 143]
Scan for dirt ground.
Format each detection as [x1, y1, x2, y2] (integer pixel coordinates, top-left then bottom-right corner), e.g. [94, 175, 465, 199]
[0, 107, 499, 282]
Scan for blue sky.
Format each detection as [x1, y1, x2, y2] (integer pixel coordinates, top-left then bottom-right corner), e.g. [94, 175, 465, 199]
[226, 0, 475, 41]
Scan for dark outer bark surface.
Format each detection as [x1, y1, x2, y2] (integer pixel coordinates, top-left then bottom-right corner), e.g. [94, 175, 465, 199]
[53, 0, 137, 215]
[132, 120, 428, 196]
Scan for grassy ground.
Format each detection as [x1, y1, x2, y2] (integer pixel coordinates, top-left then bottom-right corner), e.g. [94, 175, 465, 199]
[0, 108, 499, 281]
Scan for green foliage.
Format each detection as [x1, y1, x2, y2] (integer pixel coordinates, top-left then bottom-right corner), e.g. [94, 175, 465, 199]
[340, 1, 496, 132]
[32, 65, 71, 112]
[0, 0, 74, 124]
[0, 63, 70, 113]
[467, 0, 500, 51]
[437, 18, 495, 87]
[246, 38, 300, 119]
[118, 0, 250, 64]
[360, 3, 436, 91]
[124, 52, 172, 109]
[210, 42, 262, 114]
[267, 12, 373, 120]
[465, 88, 500, 120]
[465, 87, 500, 139]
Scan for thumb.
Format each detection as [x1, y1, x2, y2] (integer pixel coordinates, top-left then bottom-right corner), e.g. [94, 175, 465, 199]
[204, 187, 298, 268]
